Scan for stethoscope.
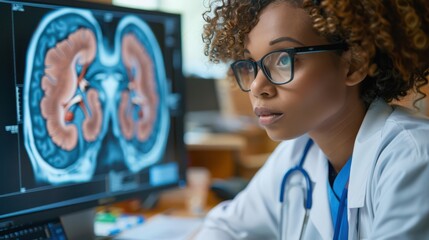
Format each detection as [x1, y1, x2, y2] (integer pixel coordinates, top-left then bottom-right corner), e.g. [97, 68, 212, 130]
[279, 138, 349, 240]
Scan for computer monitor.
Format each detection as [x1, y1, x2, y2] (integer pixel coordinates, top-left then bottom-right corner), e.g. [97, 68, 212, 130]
[0, 0, 186, 237]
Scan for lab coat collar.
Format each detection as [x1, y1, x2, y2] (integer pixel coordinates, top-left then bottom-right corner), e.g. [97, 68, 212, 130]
[348, 99, 393, 208]
[307, 99, 392, 239]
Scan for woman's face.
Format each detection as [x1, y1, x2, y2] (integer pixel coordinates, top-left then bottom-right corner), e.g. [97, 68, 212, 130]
[244, 2, 355, 141]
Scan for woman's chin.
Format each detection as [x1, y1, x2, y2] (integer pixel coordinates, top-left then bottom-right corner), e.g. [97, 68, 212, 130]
[265, 128, 304, 142]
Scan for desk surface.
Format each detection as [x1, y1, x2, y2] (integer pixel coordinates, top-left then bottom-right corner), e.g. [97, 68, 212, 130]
[112, 187, 223, 218]
[113, 214, 203, 240]
[142, 188, 222, 218]
[100, 188, 221, 239]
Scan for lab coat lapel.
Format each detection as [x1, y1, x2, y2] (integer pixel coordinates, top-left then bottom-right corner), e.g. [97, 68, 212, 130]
[308, 152, 333, 240]
[348, 99, 392, 238]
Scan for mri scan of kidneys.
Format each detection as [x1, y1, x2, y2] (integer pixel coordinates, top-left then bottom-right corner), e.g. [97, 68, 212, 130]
[23, 9, 170, 184]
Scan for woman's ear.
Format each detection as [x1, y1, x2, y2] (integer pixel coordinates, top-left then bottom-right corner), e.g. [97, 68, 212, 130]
[341, 50, 368, 86]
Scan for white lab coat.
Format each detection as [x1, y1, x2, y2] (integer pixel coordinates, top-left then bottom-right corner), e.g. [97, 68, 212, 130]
[195, 99, 429, 240]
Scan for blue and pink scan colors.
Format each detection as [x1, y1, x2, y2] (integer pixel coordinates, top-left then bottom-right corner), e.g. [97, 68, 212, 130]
[23, 9, 170, 184]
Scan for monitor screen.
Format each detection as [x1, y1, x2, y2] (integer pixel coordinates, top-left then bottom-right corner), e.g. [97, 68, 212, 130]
[0, 0, 186, 228]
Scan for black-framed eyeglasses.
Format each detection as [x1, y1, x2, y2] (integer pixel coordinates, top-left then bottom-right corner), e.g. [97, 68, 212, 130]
[230, 43, 348, 92]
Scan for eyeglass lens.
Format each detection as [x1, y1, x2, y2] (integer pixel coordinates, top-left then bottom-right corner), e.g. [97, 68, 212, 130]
[233, 51, 293, 91]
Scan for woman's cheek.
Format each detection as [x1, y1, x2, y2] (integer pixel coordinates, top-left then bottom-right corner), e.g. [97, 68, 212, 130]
[302, 65, 347, 124]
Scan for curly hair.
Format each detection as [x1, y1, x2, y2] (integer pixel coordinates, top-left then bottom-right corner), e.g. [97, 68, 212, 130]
[202, 0, 429, 105]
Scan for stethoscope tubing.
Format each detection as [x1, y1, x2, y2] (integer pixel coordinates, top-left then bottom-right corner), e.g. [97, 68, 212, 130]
[278, 138, 349, 240]
[279, 139, 314, 240]
[279, 139, 314, 206]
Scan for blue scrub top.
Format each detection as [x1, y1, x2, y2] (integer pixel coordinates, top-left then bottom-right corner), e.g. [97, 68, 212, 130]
[327, 158, 351, 240]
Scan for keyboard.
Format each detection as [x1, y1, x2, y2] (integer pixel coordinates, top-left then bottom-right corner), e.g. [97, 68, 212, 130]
[0, 219, 67, 240]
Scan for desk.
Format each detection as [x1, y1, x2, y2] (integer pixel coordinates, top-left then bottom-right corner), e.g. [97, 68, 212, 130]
[103, 188, 222, 239]
[111, 186, 223, 217]
[141, 188, 222, 218]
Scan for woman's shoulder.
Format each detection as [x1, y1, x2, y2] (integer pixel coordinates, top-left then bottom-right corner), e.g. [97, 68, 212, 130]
[378, 104, 429, 163]
[355, 100, 429, 178]
[389, 104, 429, 126]
[385, 105, 429, 150]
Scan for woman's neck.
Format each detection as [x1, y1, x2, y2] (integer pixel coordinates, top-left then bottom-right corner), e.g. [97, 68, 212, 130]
[309, 97, 367, 173]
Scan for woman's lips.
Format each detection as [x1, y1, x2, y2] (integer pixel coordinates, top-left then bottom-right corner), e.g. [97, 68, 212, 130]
[254, 107, 284, 126]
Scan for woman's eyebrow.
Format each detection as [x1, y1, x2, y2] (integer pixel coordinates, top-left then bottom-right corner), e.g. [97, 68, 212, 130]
[269, 36, 305, 46]
[243, 36, 304, 56]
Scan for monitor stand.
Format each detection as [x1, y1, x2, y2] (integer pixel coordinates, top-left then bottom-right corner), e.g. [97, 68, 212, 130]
[61, 208, 97, 240]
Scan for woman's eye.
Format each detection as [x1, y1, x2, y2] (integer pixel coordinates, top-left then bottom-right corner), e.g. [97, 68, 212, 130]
[235, 61, 255, 74]
[246, 63, 255, 72]
[276, 54, 291, 67]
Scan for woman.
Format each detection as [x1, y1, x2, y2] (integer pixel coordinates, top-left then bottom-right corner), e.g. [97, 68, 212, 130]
[195, 0, 429, 239]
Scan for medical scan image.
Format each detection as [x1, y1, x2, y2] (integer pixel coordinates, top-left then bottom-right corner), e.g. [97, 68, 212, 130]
[22, 9, 170, 185]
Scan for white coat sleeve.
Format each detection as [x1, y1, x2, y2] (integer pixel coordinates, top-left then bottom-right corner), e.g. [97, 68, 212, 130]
[369, 133, 429, 239]
[194, 141, 292, 240]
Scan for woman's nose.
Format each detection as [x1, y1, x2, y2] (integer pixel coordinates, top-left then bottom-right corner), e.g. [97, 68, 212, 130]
[250, 69, 275, 98]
